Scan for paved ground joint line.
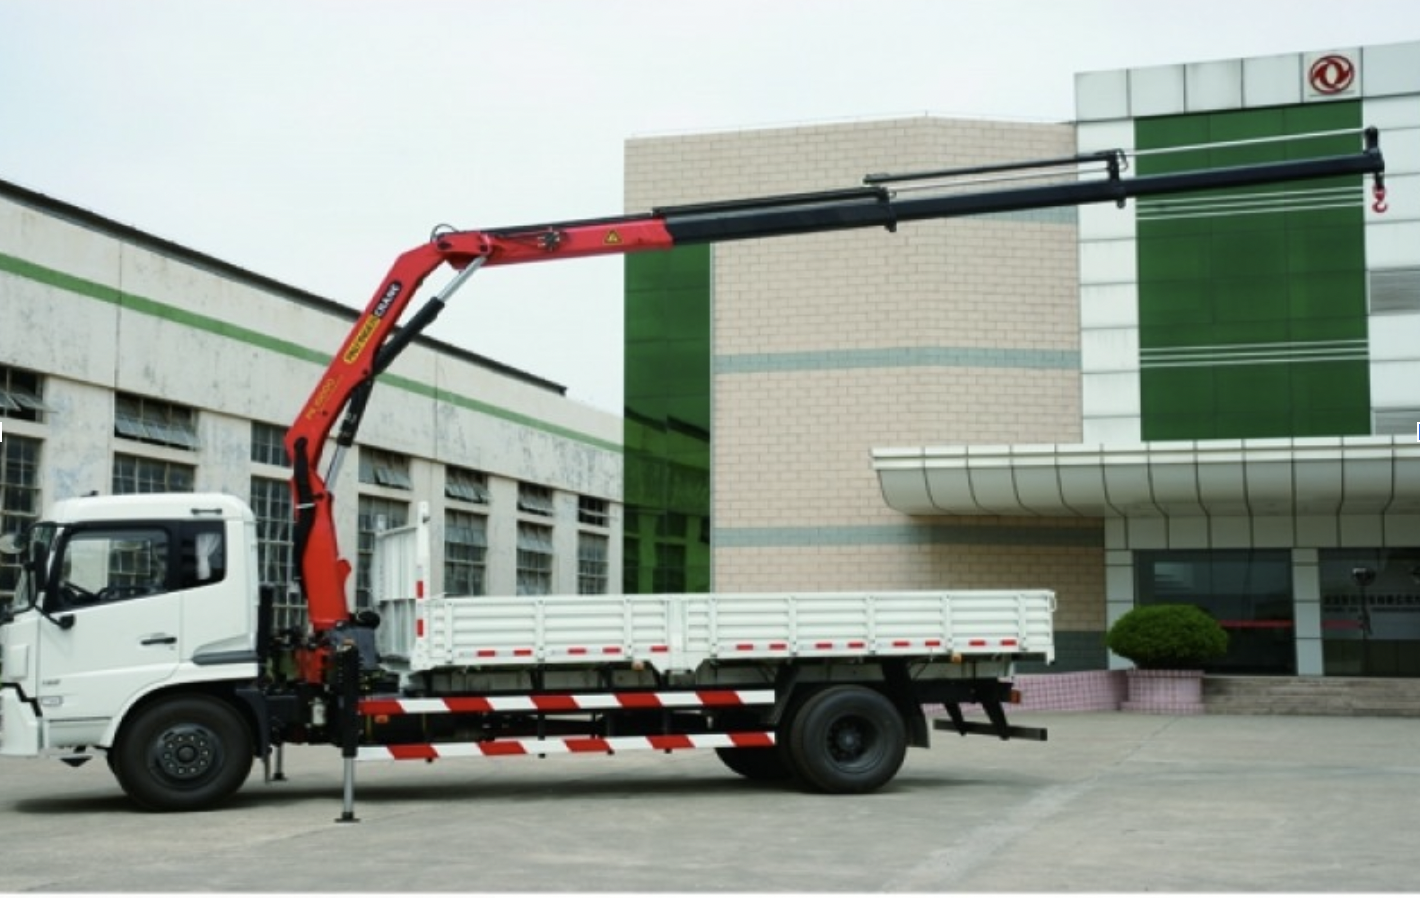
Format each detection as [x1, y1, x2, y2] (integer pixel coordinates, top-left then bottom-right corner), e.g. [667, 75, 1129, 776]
[883, 717, 1179, 891]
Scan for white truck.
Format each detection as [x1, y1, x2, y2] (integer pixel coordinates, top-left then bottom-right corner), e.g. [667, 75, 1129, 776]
[0, 131, 1387, 814]
[1, 492, 1054, 814]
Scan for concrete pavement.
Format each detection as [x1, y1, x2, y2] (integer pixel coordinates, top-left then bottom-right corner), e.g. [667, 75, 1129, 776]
[0, 712, 1416, 892]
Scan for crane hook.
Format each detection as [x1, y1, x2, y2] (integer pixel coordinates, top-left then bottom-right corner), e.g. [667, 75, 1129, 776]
[1372, 179, 1389, 214]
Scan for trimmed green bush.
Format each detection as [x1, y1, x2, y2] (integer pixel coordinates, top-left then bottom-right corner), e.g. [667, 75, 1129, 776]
[1105, 603, 1228, 670]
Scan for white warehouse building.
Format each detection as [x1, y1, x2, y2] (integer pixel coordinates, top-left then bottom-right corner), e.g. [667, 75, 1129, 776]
[0, 180, 624, 626]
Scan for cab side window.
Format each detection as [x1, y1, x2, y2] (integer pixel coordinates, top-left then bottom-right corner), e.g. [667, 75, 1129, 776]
[179, 522, 226, 589]
[52, 526, 171, 608]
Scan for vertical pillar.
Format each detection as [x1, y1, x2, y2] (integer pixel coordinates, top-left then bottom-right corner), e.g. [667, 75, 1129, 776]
[1293, 548, 1323, 676]
[1105, 545, 1135, 670]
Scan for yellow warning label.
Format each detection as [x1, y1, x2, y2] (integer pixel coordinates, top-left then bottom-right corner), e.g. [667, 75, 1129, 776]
[604, 230, 622, 245]
[343, 315, 380, 363]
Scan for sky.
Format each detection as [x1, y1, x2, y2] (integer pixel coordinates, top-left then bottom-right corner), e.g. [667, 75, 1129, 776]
[2, 0, 1418, 414]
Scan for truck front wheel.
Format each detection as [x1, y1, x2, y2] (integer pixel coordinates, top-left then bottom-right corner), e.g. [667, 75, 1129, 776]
[785, 685, 907, 793]
[112, 695, 253, 812]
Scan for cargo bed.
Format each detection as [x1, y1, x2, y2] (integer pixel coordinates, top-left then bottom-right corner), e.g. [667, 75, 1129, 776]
[372, 506, 1055, 676]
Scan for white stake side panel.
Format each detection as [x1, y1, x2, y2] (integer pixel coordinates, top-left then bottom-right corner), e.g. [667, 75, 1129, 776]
[372, 504, 1056, 674]
[376, 590, 1056, 673]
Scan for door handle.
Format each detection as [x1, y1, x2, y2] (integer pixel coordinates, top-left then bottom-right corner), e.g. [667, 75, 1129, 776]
[140, 634, 178, 646]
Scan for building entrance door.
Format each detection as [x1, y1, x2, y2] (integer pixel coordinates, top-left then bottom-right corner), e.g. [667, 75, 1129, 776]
[1135, 549, 1295, 674]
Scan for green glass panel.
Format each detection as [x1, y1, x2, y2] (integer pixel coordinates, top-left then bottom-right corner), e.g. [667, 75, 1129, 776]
[1142, 368, 1215, 415]
[1283, 102, 1362, 141]
[1141, 281, 1213, 332]
[1213, 277, 1288, 324]
[1289, 316, 1366, 343]
[1135, 102, 1368, 442]
[1214, 411, 1291, 439]
[1136, 116, 1210, 167]
[1144, 413, 1220, 441]
[1216, 365, 1288, 413]
[1210, 228, 1286, 274]
[1288, 271, 1365, 322]
[1291, 361, 1370, 416]
[1208, 319, 1290, 346]
[1287, 221, 1365, 274]
[1138, 231, 1212, 280]
[623, 245, 713, 594]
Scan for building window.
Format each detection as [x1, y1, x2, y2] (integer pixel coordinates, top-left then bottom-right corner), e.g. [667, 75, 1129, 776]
[359, 447, 412, 490]
[578, 532, 609, 595]
[445, 466, 490, 504]
[517, 483, 555, 517]
[106, 527, 172, 591]
[0, 365, 49, 424]
[113, 454, 195, 494]
[250, 476, 302, 630]
[444, 510, 488, 596]
[0, 434, 42, 604]
[516, 523, 553, 595]
[1134, 549, 1294, 675]
[114, 393, 200, 450]
[1319, 548, 1420, 678]
[356, 496, 407, 609]
[578, 496, 609, 528]
[251, 422, 290, 467]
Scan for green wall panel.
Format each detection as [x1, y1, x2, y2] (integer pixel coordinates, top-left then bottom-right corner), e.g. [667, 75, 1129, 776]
[1135, 102, 1369, 441]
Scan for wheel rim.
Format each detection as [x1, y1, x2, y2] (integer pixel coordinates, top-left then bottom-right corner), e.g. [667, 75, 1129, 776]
[825, 714, 881, 769]
[148, 723, 224, 785]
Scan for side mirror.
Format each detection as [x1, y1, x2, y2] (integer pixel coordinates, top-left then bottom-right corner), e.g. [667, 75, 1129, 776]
[0, 532, 21, 555]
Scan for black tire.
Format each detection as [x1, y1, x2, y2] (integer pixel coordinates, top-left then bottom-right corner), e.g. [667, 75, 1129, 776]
[112, 695, 253, 812]
[715, 745, 794, 781]
[714, 710, 793, 781]
[785, 685, 907, 794]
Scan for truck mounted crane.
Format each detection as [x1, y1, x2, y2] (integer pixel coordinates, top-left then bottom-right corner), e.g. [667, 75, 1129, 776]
[0, 126, 1387, 815]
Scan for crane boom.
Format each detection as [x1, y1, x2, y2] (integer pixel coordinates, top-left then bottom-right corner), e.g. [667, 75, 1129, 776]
[285, 127, 1385, 670]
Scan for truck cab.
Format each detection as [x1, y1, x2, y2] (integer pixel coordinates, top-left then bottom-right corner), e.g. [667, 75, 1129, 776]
[1, 493, 260, 760]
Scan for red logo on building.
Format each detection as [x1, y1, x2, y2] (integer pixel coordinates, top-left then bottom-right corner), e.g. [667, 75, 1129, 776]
[1308, 54, 1356, 95]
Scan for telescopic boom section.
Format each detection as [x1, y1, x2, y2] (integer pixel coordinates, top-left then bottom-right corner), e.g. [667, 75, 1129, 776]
[286, 129, 1385, 649]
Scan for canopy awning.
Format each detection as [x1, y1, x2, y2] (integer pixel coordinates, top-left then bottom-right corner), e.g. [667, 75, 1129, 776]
[872, 436, 1420, 517]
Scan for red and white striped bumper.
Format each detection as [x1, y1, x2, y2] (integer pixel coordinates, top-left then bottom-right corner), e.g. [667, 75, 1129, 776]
[357, 731, 775, 761]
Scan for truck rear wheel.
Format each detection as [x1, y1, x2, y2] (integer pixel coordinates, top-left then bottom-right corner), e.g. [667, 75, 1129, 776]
[785, 685, 907, 793]
[112, 695, 253, 812]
